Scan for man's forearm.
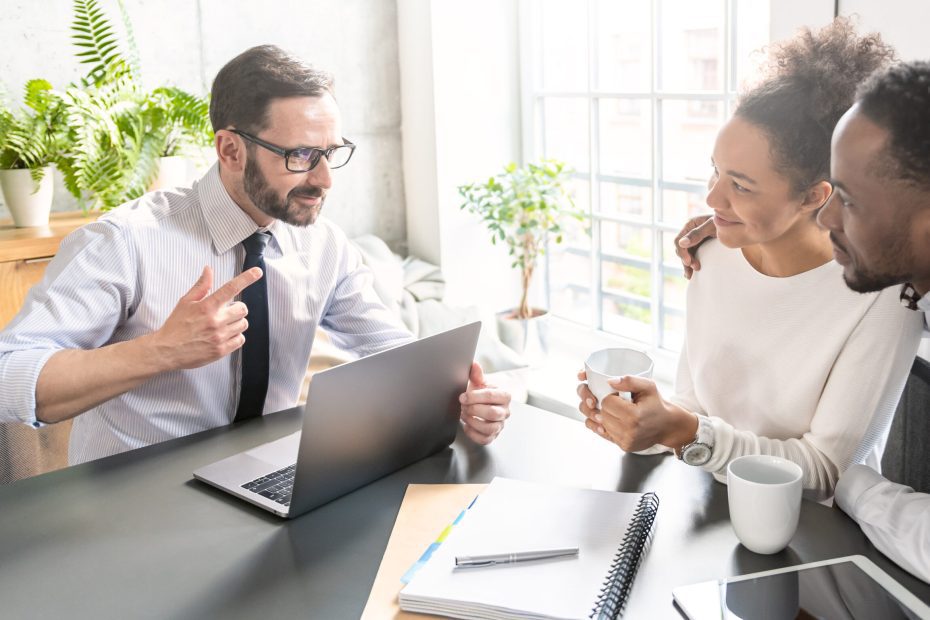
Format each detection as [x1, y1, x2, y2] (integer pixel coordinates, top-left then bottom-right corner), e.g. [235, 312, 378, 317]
[35, 335, 167, 424]
[836, 466, 930, 583]
[31, 265, 260, 424]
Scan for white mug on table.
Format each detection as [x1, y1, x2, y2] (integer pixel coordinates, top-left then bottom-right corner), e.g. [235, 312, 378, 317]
[727, 454, 803, 554]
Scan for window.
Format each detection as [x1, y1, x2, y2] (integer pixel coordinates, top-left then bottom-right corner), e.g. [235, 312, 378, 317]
[522, 0, 769, 351]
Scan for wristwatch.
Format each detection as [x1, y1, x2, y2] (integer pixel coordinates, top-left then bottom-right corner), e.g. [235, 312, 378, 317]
[678, 415, 714, 466]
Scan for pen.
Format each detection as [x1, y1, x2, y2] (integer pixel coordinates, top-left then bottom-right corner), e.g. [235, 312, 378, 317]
[455, 547, 579, 568]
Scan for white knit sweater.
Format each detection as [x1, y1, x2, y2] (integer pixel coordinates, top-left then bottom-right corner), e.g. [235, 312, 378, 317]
[674, 240, 923, 499]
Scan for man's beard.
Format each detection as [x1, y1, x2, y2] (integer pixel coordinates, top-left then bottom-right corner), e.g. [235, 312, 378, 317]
[832, 232, 912, 294]
[843, 267, 911, 294]
[243, 156, 325, 227]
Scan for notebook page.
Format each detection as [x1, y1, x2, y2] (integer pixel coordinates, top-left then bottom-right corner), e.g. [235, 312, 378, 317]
[400, 477, 645, 619]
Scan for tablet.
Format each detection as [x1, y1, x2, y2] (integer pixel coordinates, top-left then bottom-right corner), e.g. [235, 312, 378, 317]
[673, 555, 930, 620]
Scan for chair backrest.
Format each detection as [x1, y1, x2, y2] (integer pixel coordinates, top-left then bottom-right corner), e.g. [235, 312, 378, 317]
[0, 420, 72, 485]
[881, 355, 930, 493]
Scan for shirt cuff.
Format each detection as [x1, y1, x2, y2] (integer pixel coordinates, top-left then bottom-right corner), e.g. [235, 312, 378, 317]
[633, 444, 674, 456]
[0, 348, 58, 427]
[701, 415, 733, 476]
[835, 464, 887, 516]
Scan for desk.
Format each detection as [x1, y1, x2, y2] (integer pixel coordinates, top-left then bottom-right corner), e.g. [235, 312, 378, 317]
[1, 403, 927, 619]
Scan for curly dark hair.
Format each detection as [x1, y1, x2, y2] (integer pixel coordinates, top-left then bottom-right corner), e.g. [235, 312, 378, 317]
[209, 45, 334, 134]
[736, 17, 896, 195]
[856, 61, 930, 190]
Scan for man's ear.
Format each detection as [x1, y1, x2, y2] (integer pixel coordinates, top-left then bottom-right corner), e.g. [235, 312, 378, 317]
[801, 180, 834, 214]
[215, 129, 246, 172]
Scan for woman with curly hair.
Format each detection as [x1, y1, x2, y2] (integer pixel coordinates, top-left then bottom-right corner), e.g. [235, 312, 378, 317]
[577, 18, 924, 500]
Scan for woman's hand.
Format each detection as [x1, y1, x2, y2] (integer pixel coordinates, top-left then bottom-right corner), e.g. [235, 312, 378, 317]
[577, 370, 612, 442]
[578, 373, 698, 453]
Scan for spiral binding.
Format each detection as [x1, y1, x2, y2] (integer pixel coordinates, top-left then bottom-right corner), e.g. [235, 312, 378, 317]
[589, 492, 660, 620]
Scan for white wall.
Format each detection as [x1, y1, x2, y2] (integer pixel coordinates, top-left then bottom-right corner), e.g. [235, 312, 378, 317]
[0, 0, 407, 244]
[768, 0, 930, 59]
[398, 0, 524, 311]
[766, 0, 930, 61]
[840, 0, 930, 60]
[768, 0, 835, 41]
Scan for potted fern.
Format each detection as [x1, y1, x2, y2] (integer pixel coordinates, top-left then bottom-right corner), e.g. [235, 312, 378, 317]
[143, 86, 214, 191]
[56, 0, 212, 210]
[458, 159, 583, 357]
[0, 80, 65, 227]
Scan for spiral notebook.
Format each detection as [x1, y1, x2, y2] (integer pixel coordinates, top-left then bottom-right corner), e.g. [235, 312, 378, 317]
[399, 477, 659, 620]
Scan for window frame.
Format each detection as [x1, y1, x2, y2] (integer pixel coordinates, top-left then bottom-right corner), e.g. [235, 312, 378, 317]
[519, 0, 746, 352]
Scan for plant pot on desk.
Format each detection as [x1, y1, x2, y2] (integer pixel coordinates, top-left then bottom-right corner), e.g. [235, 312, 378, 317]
[148, 156, 189, 192]
[0, 167, 53, 228]
[496, 308, 549, 367]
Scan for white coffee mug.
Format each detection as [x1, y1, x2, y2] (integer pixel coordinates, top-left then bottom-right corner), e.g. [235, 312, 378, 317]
[727, 455, 803, 554]
[584, 348, 654, 403]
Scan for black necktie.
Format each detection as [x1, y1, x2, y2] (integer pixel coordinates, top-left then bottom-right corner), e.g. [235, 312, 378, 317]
[234, 231, 271, 422]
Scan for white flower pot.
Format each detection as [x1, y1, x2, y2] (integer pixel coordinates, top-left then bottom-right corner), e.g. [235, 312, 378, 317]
[496, 308, 549, 367]
[148, 156, 189, 192]
[0, 167, 53, 228]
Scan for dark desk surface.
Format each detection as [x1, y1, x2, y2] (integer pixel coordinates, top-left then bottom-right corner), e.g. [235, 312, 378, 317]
[1, 404, 927, 619]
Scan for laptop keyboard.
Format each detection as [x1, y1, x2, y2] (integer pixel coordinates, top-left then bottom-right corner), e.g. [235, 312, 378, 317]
[241, 463, 297, 507]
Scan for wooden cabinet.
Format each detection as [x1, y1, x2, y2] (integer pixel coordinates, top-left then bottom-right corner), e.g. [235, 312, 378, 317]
[0, 212, 95, 484]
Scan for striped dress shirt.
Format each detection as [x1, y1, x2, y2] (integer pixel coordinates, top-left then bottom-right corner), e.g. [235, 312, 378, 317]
[0, 164, 413, 464]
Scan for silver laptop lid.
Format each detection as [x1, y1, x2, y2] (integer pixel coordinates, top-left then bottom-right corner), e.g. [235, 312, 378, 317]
[287, 321, 481, 517]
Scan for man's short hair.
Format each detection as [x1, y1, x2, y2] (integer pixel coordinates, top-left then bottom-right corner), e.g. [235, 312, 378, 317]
[856, 61, 930, 189]
[209, 45, 334, 133]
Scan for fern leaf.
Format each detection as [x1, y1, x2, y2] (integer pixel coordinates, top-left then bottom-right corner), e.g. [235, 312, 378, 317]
[72, 0, 128, 86]
[23, 79, 54, 112]
[116, 0, 142, 81]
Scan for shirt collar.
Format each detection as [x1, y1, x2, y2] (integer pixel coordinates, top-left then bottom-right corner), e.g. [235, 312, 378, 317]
[196, 163, 292, 255]
[197, 163, 294, 254]
[197, 163, 262, 255]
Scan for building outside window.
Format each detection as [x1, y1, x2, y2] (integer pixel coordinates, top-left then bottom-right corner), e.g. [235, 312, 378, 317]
[522, 0, 769, 352]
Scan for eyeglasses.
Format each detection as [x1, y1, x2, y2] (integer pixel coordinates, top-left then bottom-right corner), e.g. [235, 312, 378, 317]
[231, 129, 356, 172]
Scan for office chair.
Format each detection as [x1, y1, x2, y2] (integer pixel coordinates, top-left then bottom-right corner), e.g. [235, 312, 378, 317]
[881, 356, 930, 494]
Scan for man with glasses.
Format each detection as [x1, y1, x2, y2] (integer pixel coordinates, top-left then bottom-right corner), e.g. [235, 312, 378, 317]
[675, 61, 930, 582]
[0, 45, 511, 464]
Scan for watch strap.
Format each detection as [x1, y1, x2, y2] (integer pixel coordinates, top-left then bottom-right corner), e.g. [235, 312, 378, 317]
[677, 415, 714, 461]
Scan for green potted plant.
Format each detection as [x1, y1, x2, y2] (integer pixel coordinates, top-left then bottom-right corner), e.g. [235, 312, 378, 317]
[458, 159, 584, 357]
[142, 86, 213, 191]
[0, 80, 65, 227]
[56, 0, 213, 211]
[56, 61, 139, 211]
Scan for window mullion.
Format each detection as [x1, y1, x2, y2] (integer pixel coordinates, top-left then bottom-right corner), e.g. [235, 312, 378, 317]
[652, 0, 664, 350]
[588, 0, 602, 330]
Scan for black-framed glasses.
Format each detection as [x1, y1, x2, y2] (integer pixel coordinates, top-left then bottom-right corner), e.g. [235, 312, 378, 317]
[231, 129, 356, 172]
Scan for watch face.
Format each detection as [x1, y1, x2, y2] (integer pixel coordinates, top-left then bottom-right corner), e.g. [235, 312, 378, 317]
[683, 443, 712, 466]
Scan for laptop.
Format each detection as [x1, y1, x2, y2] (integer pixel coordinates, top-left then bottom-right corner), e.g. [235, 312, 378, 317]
[193, 321, 481, 518]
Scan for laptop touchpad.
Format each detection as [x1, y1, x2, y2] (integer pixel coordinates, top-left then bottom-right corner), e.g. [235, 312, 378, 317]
[246, 432, 300, 467]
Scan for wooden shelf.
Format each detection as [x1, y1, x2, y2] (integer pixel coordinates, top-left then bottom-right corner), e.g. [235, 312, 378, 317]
[0, 211, 99, 263]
